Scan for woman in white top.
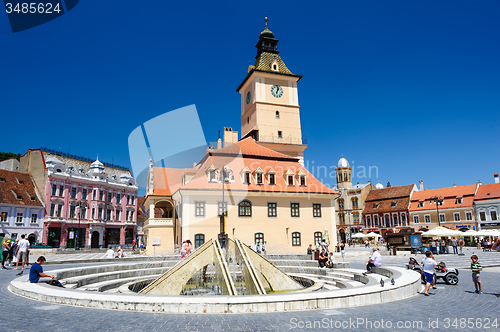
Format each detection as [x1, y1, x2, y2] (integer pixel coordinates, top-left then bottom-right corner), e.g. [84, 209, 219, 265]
[422, 250, 437, 296]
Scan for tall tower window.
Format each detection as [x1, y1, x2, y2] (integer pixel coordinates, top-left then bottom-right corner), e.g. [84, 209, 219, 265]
[278, 131, 282, 138]
[276, 111, 280, 119]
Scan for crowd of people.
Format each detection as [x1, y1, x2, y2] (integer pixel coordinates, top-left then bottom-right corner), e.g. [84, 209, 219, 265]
[1, 234, 31, 270]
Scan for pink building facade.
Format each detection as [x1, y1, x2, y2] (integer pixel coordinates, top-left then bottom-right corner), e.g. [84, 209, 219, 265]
[41, 154, 138, 248]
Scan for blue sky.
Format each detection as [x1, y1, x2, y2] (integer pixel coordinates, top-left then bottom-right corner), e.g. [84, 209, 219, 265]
[1, 0, 499, 192]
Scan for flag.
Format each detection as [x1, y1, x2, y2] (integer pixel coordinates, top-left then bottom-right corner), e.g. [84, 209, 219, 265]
[138, 205, 145, 215]
[0, 212, 7, 218]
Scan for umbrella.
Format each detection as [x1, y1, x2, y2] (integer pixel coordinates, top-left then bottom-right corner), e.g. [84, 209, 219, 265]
[421, 226, 463, 237]
[351, 233, 366, 238]
[462, 229, 500, 237]
[365, 232, 382, 238]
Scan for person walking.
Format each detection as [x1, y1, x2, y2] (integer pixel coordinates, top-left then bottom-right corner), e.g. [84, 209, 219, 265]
[15, 235, 30, 270]
[1, 238, 10, 270]
[422, 251, 438, 296]
[452, 237, 458, 254]
[471, 255, 483, 294]
[8, 239, 18, 267]
[262, 241, 267, 254]
[340, 241, 346, 261]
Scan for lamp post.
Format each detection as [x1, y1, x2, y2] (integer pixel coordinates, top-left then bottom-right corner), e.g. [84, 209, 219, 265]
[431, 196, 444, 226]
[75, 200, 88, 250]
[219, 167, 228, 248]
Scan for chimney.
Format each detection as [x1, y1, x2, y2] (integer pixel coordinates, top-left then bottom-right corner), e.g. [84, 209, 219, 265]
[386, 182, 391, 188]
[453, 183, 456, 187]
[217, 138, 222, 150]
[495, 174, 499, 184]
[419, 180, 424, 191]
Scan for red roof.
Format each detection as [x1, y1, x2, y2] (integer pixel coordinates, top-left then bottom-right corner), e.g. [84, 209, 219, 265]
[363, 184, 414, 214]
[0, 169, 43, 206]
[151, 137, 337, 196]
[474, 183, 500, 201]
[213, 137, 298, 160]
[409, 184, 477, 211]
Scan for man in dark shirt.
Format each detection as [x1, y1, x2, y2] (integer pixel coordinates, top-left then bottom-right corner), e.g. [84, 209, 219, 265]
[29, 256, 55, 284]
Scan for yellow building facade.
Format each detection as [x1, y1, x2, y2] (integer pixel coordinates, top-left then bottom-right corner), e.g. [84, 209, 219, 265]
[142, 19, 339, 254]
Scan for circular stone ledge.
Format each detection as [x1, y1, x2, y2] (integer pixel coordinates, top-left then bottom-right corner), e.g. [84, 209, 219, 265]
[10, 267, 422, 314]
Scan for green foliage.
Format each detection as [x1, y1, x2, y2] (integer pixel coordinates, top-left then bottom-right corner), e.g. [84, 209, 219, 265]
[0, 151, 21, 161]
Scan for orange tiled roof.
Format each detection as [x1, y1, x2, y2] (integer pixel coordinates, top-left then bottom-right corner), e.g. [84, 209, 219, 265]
[0, 169, 43, 206]
[409, 184, 477, 211]
[213, 137, 298, 160]
[151, 167, 185, 196]
[363, 184, 414, 214]
[181, 156, 337, 194]
[151, 138, 337, 196]
[474, 183, 500, 201]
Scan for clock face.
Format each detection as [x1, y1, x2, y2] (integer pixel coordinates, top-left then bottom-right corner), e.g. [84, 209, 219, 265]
[246, 91, 251, 104]
[271, 85, 283, 98]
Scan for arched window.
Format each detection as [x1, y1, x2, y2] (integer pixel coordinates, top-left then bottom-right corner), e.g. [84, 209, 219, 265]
[255, 232, 264, 245]
[338, 198, 344, 210]
[374, 215, 379, 226]
[366, 216, 371, 227]
[385, 215, 390, 227]
[314, 231, 322, 246]
[351, 197, 359, 209]
[353, 212, 360, 224]
[276, 111, 280, 119]
[238, 200, 252, 217]
[195, 234, 205, 248]
[343, 173, 347, 181]
[338, 212, 345, 224]
[292, 232, 301, 246]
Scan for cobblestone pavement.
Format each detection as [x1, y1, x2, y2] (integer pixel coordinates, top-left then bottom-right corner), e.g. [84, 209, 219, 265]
[1, 257, 499, 332]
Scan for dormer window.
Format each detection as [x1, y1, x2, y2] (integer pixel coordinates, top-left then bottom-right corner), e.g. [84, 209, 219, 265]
[418, 201, 424, 207]
[56, 168, 62, 173]
[269, 173, 275, 185]
[391, 201, 397, 207]
[288, 175, 294, 186]
[242, 167, 251, 184]
[254, 168, 264, 185]
[16, 178, 24, 184]
[373, 203, 379, 209]
[270, 60, 279, 72]
[298, 169, 307, 186]
[210, 170, 216, 182]
[456, 198, 462, 204]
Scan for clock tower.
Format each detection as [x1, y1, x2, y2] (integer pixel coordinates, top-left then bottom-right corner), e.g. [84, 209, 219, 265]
[236, 17, 307, 164]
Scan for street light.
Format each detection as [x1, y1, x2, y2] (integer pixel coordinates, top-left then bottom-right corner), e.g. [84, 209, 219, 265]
[76, 200, 88, 250]
[219, 167, 228, 248]
[431, 196, 444, 226]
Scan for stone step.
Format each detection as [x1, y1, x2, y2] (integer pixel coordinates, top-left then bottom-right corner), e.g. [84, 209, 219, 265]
[62, 267, 170, 287]
[79, 274, 161, 292]
[53, 260, 176, 279]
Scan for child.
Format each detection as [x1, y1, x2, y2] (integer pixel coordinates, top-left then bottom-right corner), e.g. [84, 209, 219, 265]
[471, 255, 482, 294]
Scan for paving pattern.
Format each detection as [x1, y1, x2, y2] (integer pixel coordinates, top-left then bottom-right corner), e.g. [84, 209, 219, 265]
[1, 251, 499, 332]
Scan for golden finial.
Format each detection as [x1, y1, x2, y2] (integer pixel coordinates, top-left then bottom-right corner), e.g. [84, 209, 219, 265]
[265, 13, 268, 25]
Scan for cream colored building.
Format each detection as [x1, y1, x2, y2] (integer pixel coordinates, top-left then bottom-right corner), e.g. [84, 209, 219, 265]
[333, 157, 375, 243]
[142, 19, 339, 254]
[143, 138, 338, 254]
